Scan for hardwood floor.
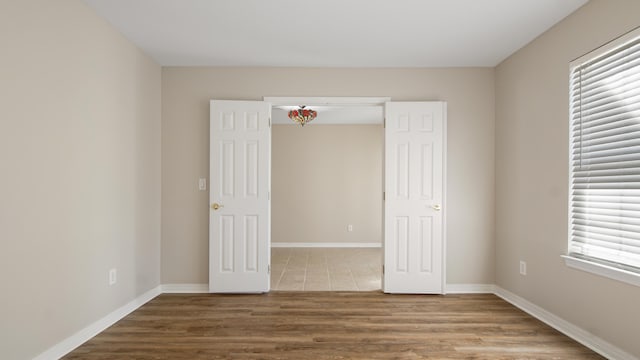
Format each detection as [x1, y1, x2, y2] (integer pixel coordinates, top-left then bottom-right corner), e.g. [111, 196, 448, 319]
[65, 292, 603, 359]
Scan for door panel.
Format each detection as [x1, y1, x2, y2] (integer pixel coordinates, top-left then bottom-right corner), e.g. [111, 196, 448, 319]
[384, 102, 445, 294]
[209, 100, 271, 293]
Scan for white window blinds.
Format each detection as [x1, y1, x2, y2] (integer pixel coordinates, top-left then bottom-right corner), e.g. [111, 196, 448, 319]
[569, 28, 640, 271]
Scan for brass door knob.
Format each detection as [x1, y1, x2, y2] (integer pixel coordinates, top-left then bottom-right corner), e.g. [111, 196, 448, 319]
[431, 204, 441, 211]
[211, 203, 224, 210]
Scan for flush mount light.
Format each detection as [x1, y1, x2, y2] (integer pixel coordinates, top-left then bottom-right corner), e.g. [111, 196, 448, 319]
[288, 105, 317, 127]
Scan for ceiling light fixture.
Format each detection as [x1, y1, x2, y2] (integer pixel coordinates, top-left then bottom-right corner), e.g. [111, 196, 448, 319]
[288, 105, 317, 127]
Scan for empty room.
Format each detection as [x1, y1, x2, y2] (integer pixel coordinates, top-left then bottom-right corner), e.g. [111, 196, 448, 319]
[1, 0, 640, 359]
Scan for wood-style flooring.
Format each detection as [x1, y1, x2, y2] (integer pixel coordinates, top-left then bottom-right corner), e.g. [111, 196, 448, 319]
[64, 292, 603, 359]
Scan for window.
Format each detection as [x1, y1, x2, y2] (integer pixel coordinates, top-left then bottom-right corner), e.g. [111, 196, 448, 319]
[567, 27, 640, 285]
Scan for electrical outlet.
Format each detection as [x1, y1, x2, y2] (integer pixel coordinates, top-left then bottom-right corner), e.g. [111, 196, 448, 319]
[519, 261, 527, 276]
[109, 268, 117, 285]
[348, 224, 353, 232]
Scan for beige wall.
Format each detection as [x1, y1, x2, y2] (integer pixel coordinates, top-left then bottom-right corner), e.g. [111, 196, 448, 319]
[495, 0, 640, 357]
[272, 124, 383, 245]
[161, 67, 495, 285]
[0, 1, 162, 359]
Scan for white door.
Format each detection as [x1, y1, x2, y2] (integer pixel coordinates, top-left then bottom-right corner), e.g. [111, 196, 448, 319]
[384, 102, 446, 294]
[209, 100, 271, 293]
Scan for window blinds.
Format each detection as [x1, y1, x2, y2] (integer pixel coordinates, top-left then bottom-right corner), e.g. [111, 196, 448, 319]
[569, 30, 640, 271]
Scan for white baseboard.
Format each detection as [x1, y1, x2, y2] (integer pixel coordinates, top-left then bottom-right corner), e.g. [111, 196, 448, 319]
[494, 286, 637, 360]
[162, 283, 209, 293]
[33, 286, 161, 360]
[445, 283, 496, 294]
[271, 242, 381, 248]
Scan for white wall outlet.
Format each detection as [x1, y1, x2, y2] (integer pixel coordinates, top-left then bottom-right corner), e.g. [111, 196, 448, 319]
[109, 268, 117, 285]
[348, 224, 353, 232]
[519, 261, 527, 276]
[198, 178, 207, 191]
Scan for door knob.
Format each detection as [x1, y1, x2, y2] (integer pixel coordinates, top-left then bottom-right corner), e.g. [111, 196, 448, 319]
[431, 204, 441, 211]
[211, 203, 224, 210]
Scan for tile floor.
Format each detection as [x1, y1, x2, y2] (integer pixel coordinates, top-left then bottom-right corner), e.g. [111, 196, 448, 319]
[271, 247, 382, 291]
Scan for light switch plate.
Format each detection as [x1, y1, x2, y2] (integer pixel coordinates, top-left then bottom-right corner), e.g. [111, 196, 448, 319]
[199, 178, 207, 191]
[519, 261, 527, 276]
[109, 268, 117, 285]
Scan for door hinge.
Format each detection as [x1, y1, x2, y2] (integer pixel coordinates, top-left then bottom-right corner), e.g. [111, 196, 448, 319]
[382, 265, 385, 274]
[383, 192, 385, 201]
[384, 118, 386, 128]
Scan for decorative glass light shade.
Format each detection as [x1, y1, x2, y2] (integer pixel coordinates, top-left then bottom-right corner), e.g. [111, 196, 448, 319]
[288, 105, 317, 126]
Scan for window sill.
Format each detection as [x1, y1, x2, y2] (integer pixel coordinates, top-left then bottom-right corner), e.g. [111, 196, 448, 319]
[562, 255, 640, 288]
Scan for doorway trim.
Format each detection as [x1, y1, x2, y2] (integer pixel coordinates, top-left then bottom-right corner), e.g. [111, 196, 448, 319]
[264, 96, 391, 107]
[210, 97, 447, 294]
[264, 96, 447, 294]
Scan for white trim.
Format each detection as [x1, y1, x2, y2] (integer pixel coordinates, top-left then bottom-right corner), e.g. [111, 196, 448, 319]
[271, 242, 382, 248]
[161, 283, 210, 293]
[441, 102, 448, 295]
[33, 286, 161, 360]
[494, 286, 638, 360]
[263, 96, 391, 107]
[445, 284, 495, 294]
[562, 255, 640, 288]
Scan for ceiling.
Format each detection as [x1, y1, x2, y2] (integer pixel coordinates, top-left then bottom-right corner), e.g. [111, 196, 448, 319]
[83, 0, 588, 67]
[273, 105, 383, 125]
